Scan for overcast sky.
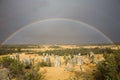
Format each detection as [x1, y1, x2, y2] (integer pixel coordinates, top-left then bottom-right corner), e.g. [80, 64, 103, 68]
[0, 0, 120, 44]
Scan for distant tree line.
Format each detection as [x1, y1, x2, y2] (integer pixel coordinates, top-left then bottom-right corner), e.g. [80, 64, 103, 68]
[38, 47, 115, 56]
[0, 45, 117, 55]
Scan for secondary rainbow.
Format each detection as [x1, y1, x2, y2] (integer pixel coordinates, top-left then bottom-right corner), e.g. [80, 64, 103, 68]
[2, 18, 113, 44]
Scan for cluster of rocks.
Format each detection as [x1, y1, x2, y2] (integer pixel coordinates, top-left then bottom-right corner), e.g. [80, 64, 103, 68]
[40, 52, 96, 72]
[9, 51, 96, 72]
[64, 53, 83, 71]
[40, 53, 85, 71]
[64, 52, 97, 71]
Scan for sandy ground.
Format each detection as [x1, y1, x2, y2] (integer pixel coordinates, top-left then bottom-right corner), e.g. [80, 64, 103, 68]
[4, 53, 103, 80]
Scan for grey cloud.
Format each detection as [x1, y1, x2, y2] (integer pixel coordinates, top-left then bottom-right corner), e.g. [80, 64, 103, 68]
[0, 0, 120, 44]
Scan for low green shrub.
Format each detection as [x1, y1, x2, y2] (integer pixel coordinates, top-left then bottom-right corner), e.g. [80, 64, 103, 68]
[94, 53, 120, 80]
[39, 61, 51, 67]
[0, 56, 45, 80]
[0, 56, 24, 79]
[22, 64, 45, 80]
[0, 56, 15, 68]
[39, 61, 48, 67]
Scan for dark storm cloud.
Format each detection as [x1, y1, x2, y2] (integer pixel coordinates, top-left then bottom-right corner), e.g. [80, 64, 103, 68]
[0, 0, 120, 44]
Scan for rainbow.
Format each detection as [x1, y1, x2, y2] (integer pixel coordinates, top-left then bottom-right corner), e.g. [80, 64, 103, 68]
[2, 18, 113, 44]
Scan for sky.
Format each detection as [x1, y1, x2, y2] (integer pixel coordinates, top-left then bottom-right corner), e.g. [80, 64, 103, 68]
[0, 0, 120, 44]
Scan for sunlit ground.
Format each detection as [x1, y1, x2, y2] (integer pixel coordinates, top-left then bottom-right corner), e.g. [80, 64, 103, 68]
[0, 44, 119, 80]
